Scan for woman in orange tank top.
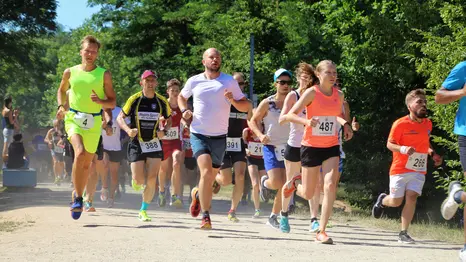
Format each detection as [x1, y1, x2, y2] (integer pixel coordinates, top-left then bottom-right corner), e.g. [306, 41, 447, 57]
[280, 60, 353, 244]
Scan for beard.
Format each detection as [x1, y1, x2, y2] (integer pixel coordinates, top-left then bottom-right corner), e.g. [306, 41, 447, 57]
[206, 64, 220, 73]
[414, 109, 428, 118]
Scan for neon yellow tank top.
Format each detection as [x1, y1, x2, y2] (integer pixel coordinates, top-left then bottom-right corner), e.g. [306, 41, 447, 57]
[68, 65, 106, 114]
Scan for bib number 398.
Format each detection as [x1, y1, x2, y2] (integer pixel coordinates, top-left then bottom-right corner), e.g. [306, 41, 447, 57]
[405, 153, 427, 172]
[274, 144, 286, 162]
[312, 116, 336, 136]
[140, 139, 162, 153]
[74, 112, 95, 130]
[226, 137, 242, 152]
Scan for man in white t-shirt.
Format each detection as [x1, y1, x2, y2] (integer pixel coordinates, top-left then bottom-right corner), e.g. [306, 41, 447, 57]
[100, 106, 126, 207]
[178, 48, 249, 229]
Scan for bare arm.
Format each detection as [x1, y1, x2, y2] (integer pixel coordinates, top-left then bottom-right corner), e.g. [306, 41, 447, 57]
[6, 109, 14, 125]
[249, 100, 268, 138]
[117, 111, 132, 135]
[100, 71, 117, 109]
[178, 95, 188, 112]
[246, 101, 253, 121]
[57, 69, 71, 107]
[387, 141, 403, 153]
[279, 92, 297, 125]
[242, 128, 249, 144]
[230, 97, 250, 112]
[287, 88, 316, 126]
[44, 129, 53, 144]
[435, 87, 466, 105]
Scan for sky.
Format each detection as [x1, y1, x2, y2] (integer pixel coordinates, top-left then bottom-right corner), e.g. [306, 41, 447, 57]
[56, 0, 101, 31]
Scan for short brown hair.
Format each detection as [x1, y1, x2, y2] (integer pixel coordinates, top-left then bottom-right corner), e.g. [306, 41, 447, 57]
[81, 35, 101, 50]
[405, 89, 426, 106]
[167, 79, 181, 90]
[232, 72, 245, 80]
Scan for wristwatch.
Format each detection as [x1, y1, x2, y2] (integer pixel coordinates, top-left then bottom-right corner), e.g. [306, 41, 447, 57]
[181, 108, 189, 113]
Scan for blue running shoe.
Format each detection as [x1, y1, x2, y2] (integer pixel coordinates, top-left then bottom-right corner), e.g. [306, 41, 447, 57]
[70, 191, 83, 220]
[310, 220, 320, 233]
[280, 216, 290, 233]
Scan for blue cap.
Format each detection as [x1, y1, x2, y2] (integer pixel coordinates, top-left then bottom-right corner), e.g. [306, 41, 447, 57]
[273, 68, 292, 82]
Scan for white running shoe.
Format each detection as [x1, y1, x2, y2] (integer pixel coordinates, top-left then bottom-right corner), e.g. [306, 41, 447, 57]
[100, 188, 109, 202]
[460, 248, 466, 262]
[440, 181, 462, 220]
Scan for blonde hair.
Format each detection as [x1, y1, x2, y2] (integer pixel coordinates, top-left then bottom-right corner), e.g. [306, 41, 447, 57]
[315, 60, 336, 73]
[295, 62, 318, 88]
[81, 35, 101, 50]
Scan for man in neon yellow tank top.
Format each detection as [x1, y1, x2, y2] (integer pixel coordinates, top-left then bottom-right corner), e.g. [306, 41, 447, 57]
[56, 35, 116, 220]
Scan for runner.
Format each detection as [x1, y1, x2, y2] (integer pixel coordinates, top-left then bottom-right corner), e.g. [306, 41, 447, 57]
[101, 106, 125, 207]
[242, 116, 266, 218]
[249, 68, 292, 229]
[178, 48, 249, 229]
[56, 35, 116, 220]
[44, 120, 66, 185]
[117, 69, 171, 222]
[158, 79, 184, 208]
[372, 89, 442, 243]
[282, 60, 353, 243]
[434, 61, 466, 260]
[278, 62, 317, 233]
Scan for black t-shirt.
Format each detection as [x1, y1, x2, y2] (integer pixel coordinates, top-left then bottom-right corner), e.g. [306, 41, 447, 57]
[122, 91, 171, 141]
[7, 141, 25, 168]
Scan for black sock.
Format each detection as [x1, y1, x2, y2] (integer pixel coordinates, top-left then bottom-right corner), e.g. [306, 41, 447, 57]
[311, 217, 317, 222]
[203, 211, 210, 218]
[281, 211, 288, 217]
[400, 230, 407, 235]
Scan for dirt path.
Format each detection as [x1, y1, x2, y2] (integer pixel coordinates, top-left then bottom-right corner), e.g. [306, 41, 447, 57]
[0, 184, 459, 261]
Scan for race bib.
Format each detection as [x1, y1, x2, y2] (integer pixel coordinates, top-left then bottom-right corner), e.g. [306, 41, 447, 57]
[274, 144, 286, 162]
[248, 142, 263, 157]
[74, 112, 95, 130]
[139, 139, 162, 153]
[226, 137, 242, 152]
[37, 144, 48, 151]
[183, 138, 192, 150]
[312, 116, 336, 136]
[53, 146, 64, 154]
[163, 127, 179, 140]
[405, 153, 428, 172]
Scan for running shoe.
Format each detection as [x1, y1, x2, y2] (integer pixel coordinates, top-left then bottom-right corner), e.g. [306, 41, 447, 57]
[190, 187, 201, 218]
[170, 195, 183, 209]
[228, 211, 240, 223]
[283, 174, 302, 198]
[100, 188, 108, 202]
[266, 215, 279, 230]
[460, 248, 466, 262]
[372, 193, 387, 219]
[158, 192, 167, 207]
[107, 198, 114, 208]
[54, 176, 61, 186]
[200, 215, 212, 230]
[398, 231, 415, 244]
[310, 220, 320, 233]
[260, 176, 270, 202]
[279, 216, 290, 233]
[132, 179, 143, 192]
[84, 201, 96, 212]
[252, 210, 261, 219]
[138, 210, 151, 222]
[212, 180, 221, 194]
[441, 181, 463, 220]
[316, 231, 333, 244]
[70, 190, 83, 220]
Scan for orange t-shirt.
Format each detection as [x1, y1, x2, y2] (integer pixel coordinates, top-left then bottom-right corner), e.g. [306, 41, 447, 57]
[388, 116, 432, 175]
[302, 86, 342, 148]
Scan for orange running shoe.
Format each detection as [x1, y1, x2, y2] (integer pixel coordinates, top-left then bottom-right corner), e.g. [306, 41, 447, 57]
[190, 187, 201, 217]
[283, 174, 302, 198]
[200, 216, 212, 230]
[315, 231, 333, 244]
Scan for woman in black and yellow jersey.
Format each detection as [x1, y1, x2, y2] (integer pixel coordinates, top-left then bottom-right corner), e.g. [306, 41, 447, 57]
[117, 70, 172, 222]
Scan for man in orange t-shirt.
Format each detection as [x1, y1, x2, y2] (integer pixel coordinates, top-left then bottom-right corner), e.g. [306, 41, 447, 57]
[372, 89, 442, 244]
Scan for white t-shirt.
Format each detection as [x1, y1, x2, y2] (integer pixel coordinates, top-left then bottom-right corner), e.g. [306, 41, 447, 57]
[180, 72, 245, 136]
[102, 107, 123, 151]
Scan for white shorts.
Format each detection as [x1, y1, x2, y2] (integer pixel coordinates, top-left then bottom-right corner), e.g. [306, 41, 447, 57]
[389, 172, 425, 198]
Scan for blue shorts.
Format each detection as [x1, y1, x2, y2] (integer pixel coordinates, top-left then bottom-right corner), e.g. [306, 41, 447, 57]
[191, 133, 226, 169]
[263, 145, 285, 172]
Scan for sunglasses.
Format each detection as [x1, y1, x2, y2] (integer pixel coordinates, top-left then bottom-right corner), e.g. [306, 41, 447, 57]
[276, 80, 293, 85]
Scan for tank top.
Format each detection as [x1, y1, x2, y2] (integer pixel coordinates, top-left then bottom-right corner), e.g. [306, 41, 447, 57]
[69, 65, 106, 114]
[51, 129, 64, 154]
[262, 95, 290, 147]
[287, 90, 306, 148]
[302, 86, 342, 148]
[162, 105, 182, 142]
[244, 127, 263, 159]
[102, 107, 122, 151]
[228, 105, 248, 138]
[3, 110, 14, 129]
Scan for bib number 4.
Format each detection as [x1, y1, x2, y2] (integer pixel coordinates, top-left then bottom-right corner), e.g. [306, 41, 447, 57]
[74, 112, 95, 130]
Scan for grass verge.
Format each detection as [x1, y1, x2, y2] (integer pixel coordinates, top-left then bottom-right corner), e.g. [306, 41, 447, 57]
[0, 217, 23, 232]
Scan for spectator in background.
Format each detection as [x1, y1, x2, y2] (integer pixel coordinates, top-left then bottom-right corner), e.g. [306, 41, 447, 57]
[6, 133, 28, 169]
[2, 96, 15, 160]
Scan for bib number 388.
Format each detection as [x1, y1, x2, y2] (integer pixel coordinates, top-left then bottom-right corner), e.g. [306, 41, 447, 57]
[405, 153, 427, 172]
[140, 139, 162, 153]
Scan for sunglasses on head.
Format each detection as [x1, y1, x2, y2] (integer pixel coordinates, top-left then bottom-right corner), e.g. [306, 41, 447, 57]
[276, 80, 293, 85]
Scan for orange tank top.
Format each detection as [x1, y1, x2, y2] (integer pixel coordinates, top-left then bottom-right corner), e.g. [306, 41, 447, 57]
[302, 86, 342, 148]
